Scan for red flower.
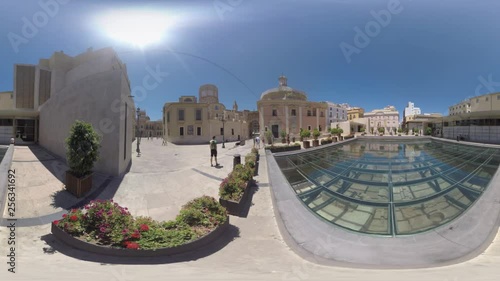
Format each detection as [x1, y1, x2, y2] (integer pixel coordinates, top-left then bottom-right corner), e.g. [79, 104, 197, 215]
[53, 220, 59, 225]
[125, 242, 139, 249]
[139, 224, 149, 232]
[70, 215, 78, 221]
[131, 232, 141, 239]
[71, 209, 77, 213]
[62, 214, 67, 218]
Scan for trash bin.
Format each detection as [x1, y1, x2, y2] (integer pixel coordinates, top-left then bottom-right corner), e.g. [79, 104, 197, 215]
[233, 154, 241, 170]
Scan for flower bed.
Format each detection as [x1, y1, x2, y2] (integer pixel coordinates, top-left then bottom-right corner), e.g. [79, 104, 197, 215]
[218, 164, 254, 215]
[265, 143, 301, 153]
[51, 197, 229, 256]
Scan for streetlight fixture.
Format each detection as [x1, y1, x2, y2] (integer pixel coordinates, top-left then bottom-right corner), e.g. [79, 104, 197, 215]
[219, 113, 226, 148]
[136, 107, 142, 156]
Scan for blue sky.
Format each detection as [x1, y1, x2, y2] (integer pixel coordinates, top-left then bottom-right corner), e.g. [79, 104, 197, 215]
[1, 0, 500, 121]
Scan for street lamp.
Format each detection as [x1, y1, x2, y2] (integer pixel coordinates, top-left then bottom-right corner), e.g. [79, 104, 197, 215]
[219, 114, 226, 148]
[136, 107, 141, 156]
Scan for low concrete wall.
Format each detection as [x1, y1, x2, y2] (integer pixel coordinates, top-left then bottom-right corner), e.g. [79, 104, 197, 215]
[267, 138, 500, 268]
[0, 145, 14, 221]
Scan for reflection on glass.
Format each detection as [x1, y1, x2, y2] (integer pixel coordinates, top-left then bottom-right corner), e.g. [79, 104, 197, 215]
[277, 139, 500, 235]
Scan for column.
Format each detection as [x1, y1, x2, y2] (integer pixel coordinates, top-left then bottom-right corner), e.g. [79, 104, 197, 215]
[299, 107, 303, 130]
[285, 105, 289, 134]
[316, 108, 319, 129]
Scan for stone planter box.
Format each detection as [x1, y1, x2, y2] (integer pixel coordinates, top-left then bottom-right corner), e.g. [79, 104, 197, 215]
[219, 181, 252, 216]
[265, 145, 301, 153]
[312, 140, 319, 147]
[51, 217, 229, 257]
[303, 141, 311, 149]
[65, 171, 92, 198]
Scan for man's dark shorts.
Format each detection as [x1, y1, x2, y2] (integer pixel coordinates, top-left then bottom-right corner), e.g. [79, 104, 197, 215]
[211, 149, 217, 157]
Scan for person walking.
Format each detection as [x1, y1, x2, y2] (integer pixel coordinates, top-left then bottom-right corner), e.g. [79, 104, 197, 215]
[210, 136, 218, 167]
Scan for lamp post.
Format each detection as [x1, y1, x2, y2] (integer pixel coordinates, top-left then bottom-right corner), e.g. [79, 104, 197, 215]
[136, 107, 141, 156]
[219, 114, 226, 148]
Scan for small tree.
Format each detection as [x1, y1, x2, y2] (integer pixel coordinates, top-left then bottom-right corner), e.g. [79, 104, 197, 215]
[360, 128, 365, 133]
[330, 128, 338, 136]
[280, 129, 286, 140]
[312, 129, 321, 140]
[300, 129, 311, 141]
[397, 128, 403, 133]
[425, 127, 432, 136]
[66, 120, 101, 177]
[265, 130, 273, 144]
[378, 127, 385, 134]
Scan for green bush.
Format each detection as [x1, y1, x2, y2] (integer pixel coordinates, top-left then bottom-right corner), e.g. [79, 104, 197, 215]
[65, 120, 101, 177]
[300, 129, 311, 140]
[54, 197, 227, 250]
[251, 147, 259, 154]
[312, 129, 321, 140]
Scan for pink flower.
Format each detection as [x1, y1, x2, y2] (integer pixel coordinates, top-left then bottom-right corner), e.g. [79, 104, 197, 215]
[139, 224, 149, 232]
[53, 220, 59, 225]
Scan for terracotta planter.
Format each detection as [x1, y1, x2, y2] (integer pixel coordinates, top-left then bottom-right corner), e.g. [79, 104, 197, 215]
[219, 181, 252, 216]
[303, 141, 310, 149]
[65, 171, 92, 198]
[312, 140, 319, 147]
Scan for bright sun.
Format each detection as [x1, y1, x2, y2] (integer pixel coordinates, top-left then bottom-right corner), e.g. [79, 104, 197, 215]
[97, 10, 172, 48]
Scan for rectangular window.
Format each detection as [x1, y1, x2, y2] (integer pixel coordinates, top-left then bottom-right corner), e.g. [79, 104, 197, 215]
[197, 127, 202, 136]
[179, 127, 184, 136]
[220, 128, 224, 135]
[308, 125, 311, 130]
[166, 111, 170, 122]
[497, 95, 500, 100]
[232, 128, 234, 135]
[313, 110, 317, 116]
[320, 111, 324, 117]
[178, 109, 185, 121]
[291, 109, 296, 116]
[486, 97, 489, 102]
[272, 109, 277, 116]
[195, 109, 202, 121]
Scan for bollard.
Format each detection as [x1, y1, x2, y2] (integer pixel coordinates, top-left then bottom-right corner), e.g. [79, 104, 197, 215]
[233, 154, 241, 170]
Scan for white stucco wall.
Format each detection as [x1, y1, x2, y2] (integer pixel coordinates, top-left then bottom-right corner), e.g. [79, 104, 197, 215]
[39, 69, 134, 176]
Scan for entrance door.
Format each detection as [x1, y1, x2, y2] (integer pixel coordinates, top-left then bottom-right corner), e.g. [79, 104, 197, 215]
[271, 125, 279, 139]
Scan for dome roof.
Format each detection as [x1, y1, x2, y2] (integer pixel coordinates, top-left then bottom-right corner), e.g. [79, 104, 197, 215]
[260, 76, 308, 101]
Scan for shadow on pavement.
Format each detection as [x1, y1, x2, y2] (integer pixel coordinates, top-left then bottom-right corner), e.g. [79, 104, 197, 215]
[238, 181, 260, 218]
[40, 224, 241, 264]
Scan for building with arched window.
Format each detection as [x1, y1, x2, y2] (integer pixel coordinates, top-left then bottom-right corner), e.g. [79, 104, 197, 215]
[257, 75, 328, 141]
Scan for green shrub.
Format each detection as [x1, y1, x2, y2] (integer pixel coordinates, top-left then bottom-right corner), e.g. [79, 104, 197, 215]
[300, 129, 311, 140]
[218, 174, 247, 201]
[251, 147, 258, 154]
[312, 129, 321, 140]
[233, 164, 253, 182]
[54, 196, 227, 250]
[65, 120, 101, 177]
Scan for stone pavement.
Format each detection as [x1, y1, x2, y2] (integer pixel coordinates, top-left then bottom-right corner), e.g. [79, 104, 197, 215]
[0, 139, 500, 280]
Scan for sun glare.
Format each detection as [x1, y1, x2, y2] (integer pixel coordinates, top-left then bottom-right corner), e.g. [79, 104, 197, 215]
[97, 10, 172, 48]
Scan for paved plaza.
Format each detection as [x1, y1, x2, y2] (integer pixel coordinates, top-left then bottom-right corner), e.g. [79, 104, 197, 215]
[0, 139, 500, 280]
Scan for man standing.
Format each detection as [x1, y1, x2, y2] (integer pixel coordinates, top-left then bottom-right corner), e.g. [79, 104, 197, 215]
[210, 136, 218, 167]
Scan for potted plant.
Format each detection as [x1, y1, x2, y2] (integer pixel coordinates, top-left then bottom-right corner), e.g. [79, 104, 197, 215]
[378, 127, 385, 136]
[65, 120, 101, 198]
[265, 130, 273, 145]
[280, 129, 287, 144]
[360, 128, 366, 136]
[312, 129, 320, 147]
[219, 164, 253, 215]
[397, 128, 403, 136]
[425, 127, 432, 136]
[300, 129, 311, 148]
[331, 127, 343, 141]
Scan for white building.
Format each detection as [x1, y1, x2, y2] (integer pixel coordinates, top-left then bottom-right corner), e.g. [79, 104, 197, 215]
[0, 47, 136, 176]
[365, 105, 400, 135]
[404, 102, 421, 118]
[326, 102, 349, 125]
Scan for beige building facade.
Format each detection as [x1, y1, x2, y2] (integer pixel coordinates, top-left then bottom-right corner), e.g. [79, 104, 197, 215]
[163, 84, 252, 144]
[257, 76, 328, 140]
[364, 105, 400, 135]
[0, 47, 136, 176]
